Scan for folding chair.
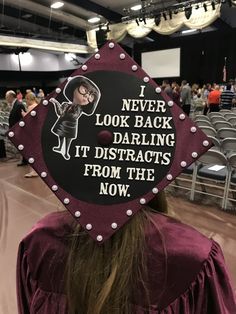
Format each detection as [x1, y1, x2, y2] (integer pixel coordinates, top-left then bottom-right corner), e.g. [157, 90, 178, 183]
[224, 153, 236, 210]
[224, 113, 236, 121]
[168, 163, 195, 194]
[200, 126, 217, 137]
[227, 117, 236, 126]
[208, 112, 222, 119]
[210, 116, 227, 124]
[221, 138, 236, 155]
[195, 120, 212, 128]
[190, 148, 229, 209]
[220, 109, 231, 114]
[194, 114, 210, 121]
[213, 121, 232, 130]
[207, 135, 221, 151]
[217, 128, 236, 140]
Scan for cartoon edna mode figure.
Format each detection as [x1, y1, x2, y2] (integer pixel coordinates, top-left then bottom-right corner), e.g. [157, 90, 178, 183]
[50, 76, 100, 160]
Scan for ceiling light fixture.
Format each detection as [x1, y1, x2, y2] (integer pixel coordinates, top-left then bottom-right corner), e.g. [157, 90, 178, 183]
[211, 1, 216, 9]
[184, 7, 192, 19]
[154, 15, 161, 26]
[88, 17, 101, 24]
[131, 4, 142, 11]
[182, 28, 197, 34]
[163, 12, 167, 21]
[50, 1, 64, 9]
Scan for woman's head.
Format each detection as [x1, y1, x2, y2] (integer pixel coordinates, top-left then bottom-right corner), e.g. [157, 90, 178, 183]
[64, 76, 100, 115]
[25, 92, 37, 106]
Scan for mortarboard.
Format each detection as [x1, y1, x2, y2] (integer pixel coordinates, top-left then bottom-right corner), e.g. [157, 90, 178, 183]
[8, 41, 211, 243]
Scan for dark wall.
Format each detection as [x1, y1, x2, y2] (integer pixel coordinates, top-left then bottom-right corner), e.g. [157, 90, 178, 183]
[133, 28, 236, 85]
[0, 69, 72, 97]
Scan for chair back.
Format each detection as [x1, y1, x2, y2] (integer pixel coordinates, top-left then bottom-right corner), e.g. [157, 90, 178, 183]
[217, 128, 236, 139]
[198, 148, 228, 166]
[213, 121, 232, 130]
[200, 126, 217, 137]
[221, 138, 236, 154]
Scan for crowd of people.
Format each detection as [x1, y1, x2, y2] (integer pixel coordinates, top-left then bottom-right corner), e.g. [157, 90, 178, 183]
[161, 79, 236, 116]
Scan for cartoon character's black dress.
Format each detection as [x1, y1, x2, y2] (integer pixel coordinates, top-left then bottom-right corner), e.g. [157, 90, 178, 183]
[52, 105, 82, 139]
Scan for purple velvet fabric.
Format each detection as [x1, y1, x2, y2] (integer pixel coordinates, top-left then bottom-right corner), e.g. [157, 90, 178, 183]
[17, 211, 236, 314]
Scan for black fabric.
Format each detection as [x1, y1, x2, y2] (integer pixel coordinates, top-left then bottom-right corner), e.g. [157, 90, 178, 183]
[198, 164, 227, 181]
[8, 100, 26, 128]
[0, 139, 6, 158]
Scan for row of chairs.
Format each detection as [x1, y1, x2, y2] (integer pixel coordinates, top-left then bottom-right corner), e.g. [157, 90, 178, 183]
[170, 148, 236, 210]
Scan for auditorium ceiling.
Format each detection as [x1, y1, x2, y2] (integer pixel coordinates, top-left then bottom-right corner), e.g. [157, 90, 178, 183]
[0, 0, 235, 53]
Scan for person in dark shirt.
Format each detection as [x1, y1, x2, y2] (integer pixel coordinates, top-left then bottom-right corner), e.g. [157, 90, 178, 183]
[220, 84, 235, 110]
[5, 90, 27, 166]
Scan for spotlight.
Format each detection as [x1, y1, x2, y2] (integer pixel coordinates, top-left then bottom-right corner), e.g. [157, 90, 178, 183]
[154, 15, 161, 26]
[203, 3, 208, 11]
[163, 12, 167, 20]
[185, 7, 192, 19]
[211, 1, 216, 9]
[139, 16, 147, 24]
[169, 10, 172, 20]
[195, 4, 199, 9]
[135, 18, 140, 26]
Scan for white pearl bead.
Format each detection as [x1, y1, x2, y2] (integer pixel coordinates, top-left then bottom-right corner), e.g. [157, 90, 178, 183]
[181, 161, 187, 167]
[28, 158, 34, 164]
[52, 185, 58, 191]
[97, 235, 103, 242]
[126, 209, 133, 216]
[192, 152, 198, 158]
[56, 88, 61, 94]
[132, 65, 138, 71]
[109, 42, 115, 48]
[8, 132, 14, 137]
[74, 211, 81, 218]
[95, 54, 100, 60]
[86, 224, 92, 230]
[203, 140, 209, 147]
[111, 222, 118, 229]
[30, 110, 36, 117]
[41, 172, 47, 178]
[140, 198, 146, 205]
[143, 76, 149, 83]
[19, 121, 25, 127]
[120, 53, 125, 59]
[179, 113, 185, 120]
[168, 100, 174, 107]
[63, 198, 70, 204]
[167, 174, 173, 180]
[152, 187, 158, 194]
[43, 100, 48, 106]
[82, 65, 87, 71]
[191, 127, 197, 133]
[155, 87, 161, 93]
[18, 145, 24, 151]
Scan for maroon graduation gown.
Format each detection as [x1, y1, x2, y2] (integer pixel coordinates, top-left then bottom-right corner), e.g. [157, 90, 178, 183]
[17, 211, 236, 314]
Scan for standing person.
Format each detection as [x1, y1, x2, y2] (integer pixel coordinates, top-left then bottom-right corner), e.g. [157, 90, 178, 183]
[21, 92, 39, 178]
[50, 76, 100, 160]
[220, 84, 235, 110]
[5, 90, 27, 166]
[180, 80, 191, 116]
[207, 85, 221, 112]
[16, 89, 23, 102]
[162, 79, 173, 99]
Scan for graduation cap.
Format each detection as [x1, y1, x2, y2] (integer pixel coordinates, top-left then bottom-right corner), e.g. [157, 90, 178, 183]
[8, 41, 211, 243]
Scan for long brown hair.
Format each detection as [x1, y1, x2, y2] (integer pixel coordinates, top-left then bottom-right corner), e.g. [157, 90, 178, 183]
[66, 191, 168, 314]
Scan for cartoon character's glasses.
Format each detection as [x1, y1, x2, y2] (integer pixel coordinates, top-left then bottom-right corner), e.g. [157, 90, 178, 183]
[78, 86, 95, 103]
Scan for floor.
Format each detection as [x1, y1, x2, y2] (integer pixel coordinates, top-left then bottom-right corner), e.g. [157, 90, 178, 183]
[0, 158, 236, 314]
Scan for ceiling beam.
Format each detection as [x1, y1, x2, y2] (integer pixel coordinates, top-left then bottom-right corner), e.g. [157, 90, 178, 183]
[65, 0, 122, 22]
[4, 0, 90, 30]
